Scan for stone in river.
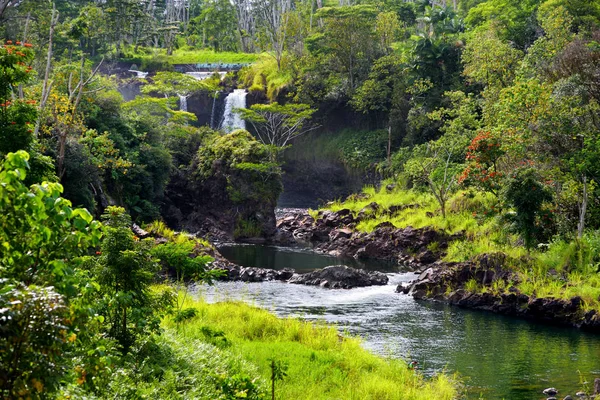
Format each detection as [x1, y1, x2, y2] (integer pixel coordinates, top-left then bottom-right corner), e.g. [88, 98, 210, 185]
[288, 265, 388, 289]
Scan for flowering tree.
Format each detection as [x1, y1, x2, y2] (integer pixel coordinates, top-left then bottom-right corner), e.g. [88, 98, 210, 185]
[0, 40, 36, 154]
[459, 130, 505, 196]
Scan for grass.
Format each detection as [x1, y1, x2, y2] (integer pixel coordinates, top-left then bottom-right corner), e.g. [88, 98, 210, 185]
[239, 54, 294, 101]
[119, 46, 259, 66]
[167, 49, 258, 64]
[321, 183, 600, 313]
[163, 296, 459, 400]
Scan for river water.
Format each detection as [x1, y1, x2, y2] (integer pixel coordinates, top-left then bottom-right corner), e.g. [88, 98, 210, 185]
[197, 244, 600, 400]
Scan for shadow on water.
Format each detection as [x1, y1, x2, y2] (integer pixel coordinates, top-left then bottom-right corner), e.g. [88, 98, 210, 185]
[204, 245, 600, 400]
[217, 243, 401, 273]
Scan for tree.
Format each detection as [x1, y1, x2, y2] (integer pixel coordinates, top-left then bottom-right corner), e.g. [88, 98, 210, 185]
[0, 40, 36, 153]
[503, 167, 553, 250]
[238, 102, 317, 150]
[92, 206, 168, 353]
[254, 0, 292, 70]
[376, 11, 400, 54]
[190, 0, 238, 51]
[0, 150, 104, 397]
[405, 131, 468, 218]
[315, 5, 379, 89]
[0, 151, 101, 286]
[0, 284, 71, 398]
[352, 54, 408, 164]
[462, 26, 523, 90]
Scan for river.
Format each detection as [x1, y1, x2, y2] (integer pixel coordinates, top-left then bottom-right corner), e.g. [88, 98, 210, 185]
[195, 244, 600, 400]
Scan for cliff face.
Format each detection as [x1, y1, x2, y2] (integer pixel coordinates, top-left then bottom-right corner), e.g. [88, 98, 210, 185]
[163, 130, 282, 241]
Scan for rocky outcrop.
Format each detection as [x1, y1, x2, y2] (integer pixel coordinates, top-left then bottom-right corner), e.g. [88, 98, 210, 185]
[275, 208, 459, 269]
[287, 265, 388, 289]
[208, 245, 387, 288]
[163, 131, 282, 242]
[399, 253, 600, 332]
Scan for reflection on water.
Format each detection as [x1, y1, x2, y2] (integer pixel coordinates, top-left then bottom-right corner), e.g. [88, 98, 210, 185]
[217, 244, 400, 273]
[202, 245, 600, 399]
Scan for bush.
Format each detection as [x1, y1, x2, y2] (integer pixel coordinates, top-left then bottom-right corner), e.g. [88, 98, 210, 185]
[0, 284, 71, 398]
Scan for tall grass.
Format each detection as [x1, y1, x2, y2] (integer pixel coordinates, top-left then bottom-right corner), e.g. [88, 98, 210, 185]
[165, 297, 459, 400]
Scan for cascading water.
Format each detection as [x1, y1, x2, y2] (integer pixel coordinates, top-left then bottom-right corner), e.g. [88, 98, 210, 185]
[220, 89, 247, 132]
[186, 71, 227, 81]
[128, 69, 148, 79]
[210, 91, 219, 129]
[179, 95, 188, 112]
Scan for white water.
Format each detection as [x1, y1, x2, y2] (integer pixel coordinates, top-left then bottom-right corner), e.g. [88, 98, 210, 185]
[186, 71, 227, 81]
[128, 69, 148, 78]
[220, 89, 247, 132]
[179, 95, 188, 112]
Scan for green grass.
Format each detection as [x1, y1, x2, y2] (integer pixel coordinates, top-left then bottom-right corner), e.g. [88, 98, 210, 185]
[239, 54, 294, 101]
[167, 49, 258, 64]
[322, 184, 600, 313]
[164, 296, 459, 400]
[119, 46, 259, 66]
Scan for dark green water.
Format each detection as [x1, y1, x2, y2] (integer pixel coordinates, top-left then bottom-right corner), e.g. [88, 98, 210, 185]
[206, 244, 600, 400]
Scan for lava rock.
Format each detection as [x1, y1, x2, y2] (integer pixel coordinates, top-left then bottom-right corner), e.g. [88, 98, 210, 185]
[288, 265, 388, 289]
[543, 387, 558, 396]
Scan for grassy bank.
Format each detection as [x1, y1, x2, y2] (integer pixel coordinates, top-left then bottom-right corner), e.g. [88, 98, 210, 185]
[155, 296, 458, 400]
[119, 47, 258, 67]
[320, 185, 600, 312]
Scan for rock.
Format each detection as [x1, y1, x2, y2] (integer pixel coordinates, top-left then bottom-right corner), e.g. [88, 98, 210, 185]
[595, 378, 600, 394]
[132, 223, 150, 238]
[329, 228, 353, 241]
[385, 184, 396, 192]
[416, 250, 436, 264]
[374, 221, 395, 229]
[576, 391, 587, 397]
[543, 388, 558, 396]
[563, 395, 574, 400]
[288, 265, 388, 289]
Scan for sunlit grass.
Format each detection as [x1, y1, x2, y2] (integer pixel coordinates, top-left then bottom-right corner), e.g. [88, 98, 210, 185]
[167, 49, 258, 64]
[119, 46, 259, 65]
[321, 184, 600, 312]
[239, 54, 294, 100]
[164, 296, 459, 400]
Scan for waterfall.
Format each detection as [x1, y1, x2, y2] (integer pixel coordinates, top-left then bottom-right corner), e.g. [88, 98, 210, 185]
[220, 89, 247, 133]
[186, 71, 227, 81]
[128, 69, 148, 79]
[210, 91, 219, 129]
[179, 95, 188, 112]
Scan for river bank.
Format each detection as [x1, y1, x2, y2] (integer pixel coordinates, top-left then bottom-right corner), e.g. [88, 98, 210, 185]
[160, 295, 458, 400]
[266, 187, 600, 333]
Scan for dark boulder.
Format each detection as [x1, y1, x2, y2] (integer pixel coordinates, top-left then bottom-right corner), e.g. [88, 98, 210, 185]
[288, 265, 388, 289]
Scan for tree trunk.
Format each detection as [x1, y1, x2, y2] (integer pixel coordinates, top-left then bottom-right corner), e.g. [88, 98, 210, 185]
[387, 124, 392, 165]
[577, 174, 588, 239]
[34, 3, 58, 138]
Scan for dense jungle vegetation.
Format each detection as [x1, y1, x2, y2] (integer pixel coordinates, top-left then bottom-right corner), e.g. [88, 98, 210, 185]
[2, 0, 600, 398]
